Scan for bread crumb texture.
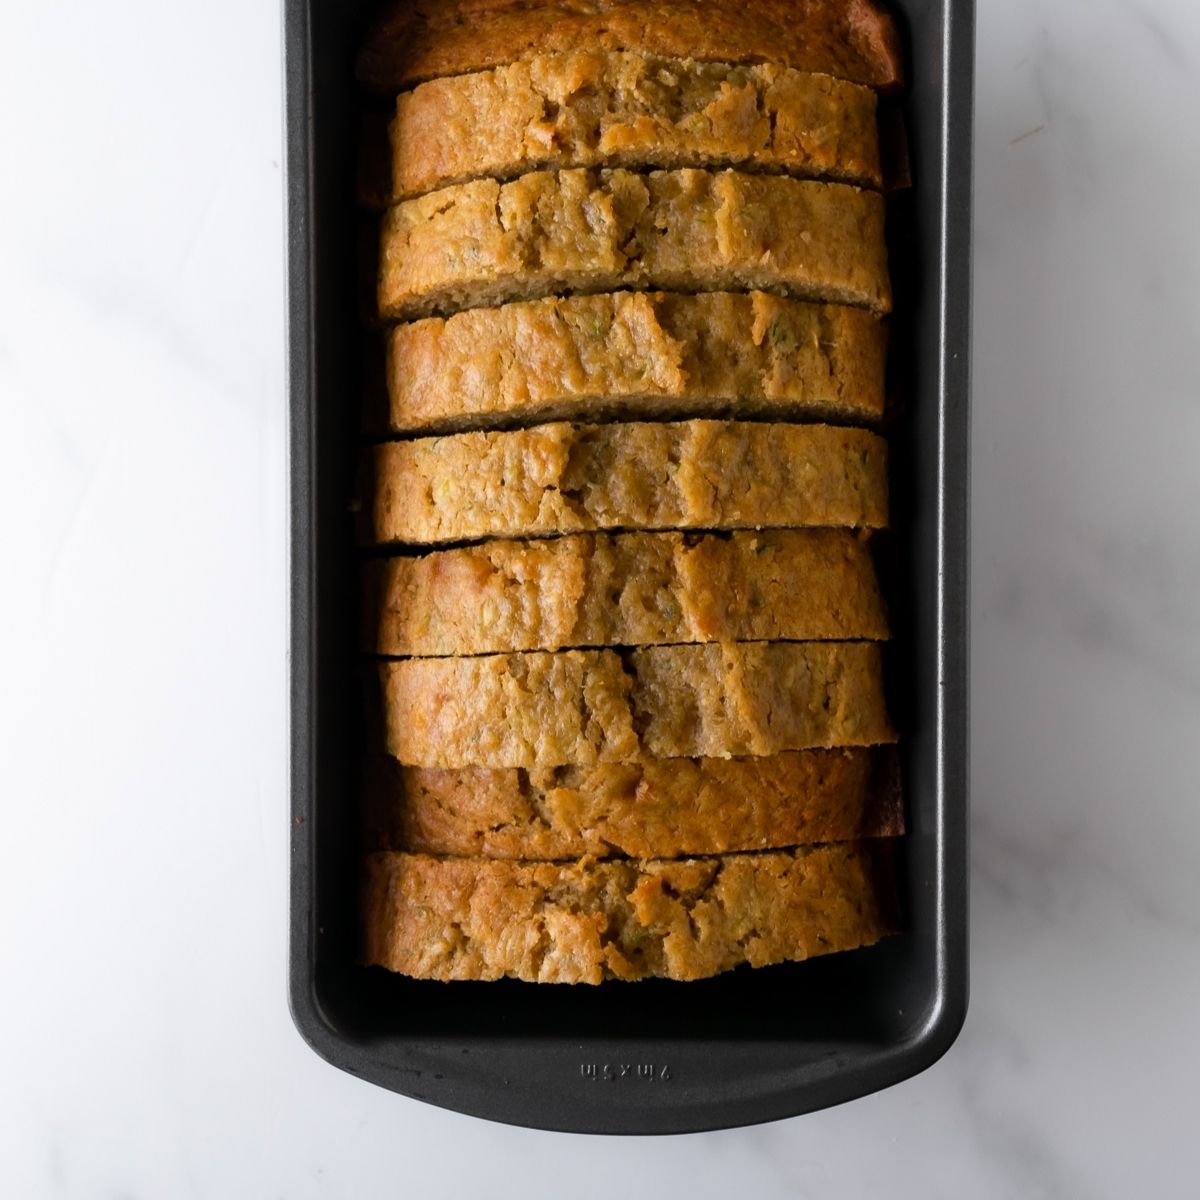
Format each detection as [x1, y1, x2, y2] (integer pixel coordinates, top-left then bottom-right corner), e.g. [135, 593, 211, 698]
[385, 291, 886, 434]
[371, 420, 888, 546]
[367, 746, 904, 859]
[362, 840, 899, 983]
[389, 52, 880, 199]
[382, 640, 896, 768]
[378, 168, 890, 318]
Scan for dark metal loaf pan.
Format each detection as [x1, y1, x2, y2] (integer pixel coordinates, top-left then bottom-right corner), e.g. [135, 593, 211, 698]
[285, 0, 973, 1134]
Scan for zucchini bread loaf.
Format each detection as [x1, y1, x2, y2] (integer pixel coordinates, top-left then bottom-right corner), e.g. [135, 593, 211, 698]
[359, 0, 902, 986]
[384, 291, 886, 434]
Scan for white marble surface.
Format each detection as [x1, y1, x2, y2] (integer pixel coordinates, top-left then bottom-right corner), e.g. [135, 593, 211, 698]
[2, 0, 1199, 1193]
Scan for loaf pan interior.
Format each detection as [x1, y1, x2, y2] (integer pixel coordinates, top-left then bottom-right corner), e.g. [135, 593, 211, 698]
[286, 0, 972, 1134]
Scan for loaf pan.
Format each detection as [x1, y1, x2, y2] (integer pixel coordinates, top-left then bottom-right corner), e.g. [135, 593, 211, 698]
[286, 0, 973, 1134]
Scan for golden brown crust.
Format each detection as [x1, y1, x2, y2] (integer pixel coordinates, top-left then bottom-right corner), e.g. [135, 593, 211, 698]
[378, 168, 890, 319]
[370, 529, 888, 656]
[370, 746, 903, 858]
[382, 641, 895, 768]
[370, 420, 888, 546]
[389, 53, 881, 200]
[361, 841, 899, 983]
[357, 0, 903, 94]
[384, 292, 886, 434]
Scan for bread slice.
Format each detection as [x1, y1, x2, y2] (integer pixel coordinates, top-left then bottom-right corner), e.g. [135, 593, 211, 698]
[361, 840, 898, 983]
[370, 420, 887, 546]
[371, 529, 888, 656]
[378, 168, 890, 319]
[382, 641, 894, 768]
[388, 52, 881, 201]
[370, 746, 903, 859]
[384, 291, 886, 434]
[356, 0, 903, 93]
